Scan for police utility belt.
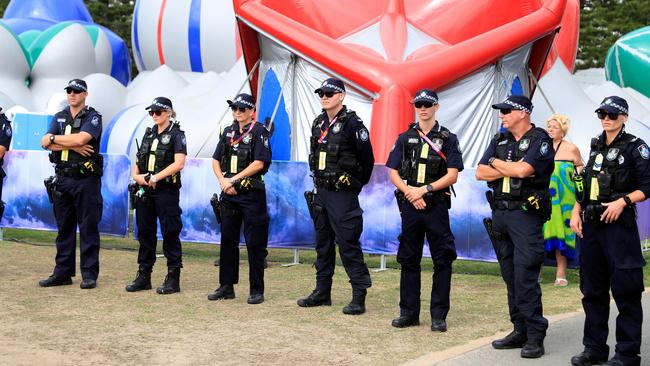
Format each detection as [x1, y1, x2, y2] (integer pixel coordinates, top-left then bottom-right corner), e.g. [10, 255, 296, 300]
[394, 189, 448, 208]
[313, 171, 361, 191]
[54, 157, 103, 179]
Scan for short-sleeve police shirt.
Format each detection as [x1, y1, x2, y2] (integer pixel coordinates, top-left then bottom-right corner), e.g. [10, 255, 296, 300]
[386, 122, 464, 172]
[0, 114, 12, 150]
[213, 121, 271, 163]
[47, 107, 102, 141]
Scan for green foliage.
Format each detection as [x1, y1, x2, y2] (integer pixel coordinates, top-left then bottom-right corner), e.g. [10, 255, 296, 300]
[577, 0, 650, 69]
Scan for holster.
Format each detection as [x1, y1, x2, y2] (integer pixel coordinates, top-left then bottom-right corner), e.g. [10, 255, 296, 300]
[485, 191, 495, 211]
[210, 193, 222, 224]
[304, 190, 316, 221]
[128, 182, 146, 208]
[483, 217, 510, 261]
[43, 176, 60, 204]
[394, 190, 407, 214]
[523, 192, 552, 222]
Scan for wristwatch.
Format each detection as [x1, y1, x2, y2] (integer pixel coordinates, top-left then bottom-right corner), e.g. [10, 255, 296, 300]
[488, 157, 496, 168]
[150, 175, 158, 183]
[426, 184, 434, 193]
[623, 196, 633, 206]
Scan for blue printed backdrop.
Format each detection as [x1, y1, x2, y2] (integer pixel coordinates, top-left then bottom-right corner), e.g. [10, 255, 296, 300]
[4, 153, 649, 262]
[2, 150, 130, 235]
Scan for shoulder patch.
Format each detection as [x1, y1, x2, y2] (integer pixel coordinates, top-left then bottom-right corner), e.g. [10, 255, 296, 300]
[638, 144, 649, 159]
[5, 123, 12, 137]
[539, 141, 550, 156]
[91, 115, 100, 127]
[181, 135, 187, 146]
[357, 128, 369, 142]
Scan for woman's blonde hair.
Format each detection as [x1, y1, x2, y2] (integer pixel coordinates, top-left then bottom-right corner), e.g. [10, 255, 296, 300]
[546, 114, 570, 136]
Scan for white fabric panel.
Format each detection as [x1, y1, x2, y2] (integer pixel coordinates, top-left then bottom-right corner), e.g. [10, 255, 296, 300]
[436, 64, 500, 167]
[0, 22, 32, 109]
[94, 28, 113, 75]
[340, 22, 386, 59]
[403, 22, 443, 59]
[201, 0, 238, 73]
[161, 0, 191, 70]
[134, 0, 164, 71]
[85, 73, 127, 124]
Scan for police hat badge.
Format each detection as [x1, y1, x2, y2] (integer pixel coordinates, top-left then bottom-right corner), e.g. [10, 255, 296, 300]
[332, 122, 342, 134]
[519, 139, 530, 151]
[606, 148, 619, 161]
[161, 134, 171, 145]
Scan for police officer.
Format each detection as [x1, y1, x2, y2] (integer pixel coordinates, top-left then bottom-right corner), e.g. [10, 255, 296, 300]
[297, 78, 374, 315]
[0, 107, 12, 220]
[569, 96, 649, 366]
[208, 93, 271, 305]
[125, 97, 186, 294]
[386, 89, 463, 331]
[39, 79, 103, 289]
[476, 95, 554, 358]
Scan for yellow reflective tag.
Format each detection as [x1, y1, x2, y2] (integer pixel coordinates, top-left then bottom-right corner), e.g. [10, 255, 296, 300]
[417, 163, 426, 184]
[147, 139, 159, 172]
[502, 177, 511, 194]
[230, 156, 238, 173]
[420, 143, 429, 159]
[318, 151, 327, 170]
[589, 177, 599, 201]
[61, 125, 72, 162]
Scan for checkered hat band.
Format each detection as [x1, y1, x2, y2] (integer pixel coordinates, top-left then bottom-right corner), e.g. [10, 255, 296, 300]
[153, 101, 171, 109]
[603, 102, 628, 114]
[415, 94, 438, 103]
[321, 83, 345, 93]
[69, 82, 86, 91]
[236, 99, 255, 108]
[504, 100, 531, 113]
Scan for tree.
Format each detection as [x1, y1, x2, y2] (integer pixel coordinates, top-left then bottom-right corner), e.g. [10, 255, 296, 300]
[577, 0, 650, 69]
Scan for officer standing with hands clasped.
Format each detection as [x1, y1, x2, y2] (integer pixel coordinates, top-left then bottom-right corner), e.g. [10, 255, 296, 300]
[0, 107, 12, 221]
[298, 77, 374, 315]
[208, 93, 271, 305]
[476, 95, 554, 359]
[569, 96, 649, 366]
[39, 79, 103, 289]
[126, 97, 186, 295]
[386, 89, 463, 332]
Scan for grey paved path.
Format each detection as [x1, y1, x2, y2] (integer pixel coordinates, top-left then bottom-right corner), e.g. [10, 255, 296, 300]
[409, 293, 649, 366]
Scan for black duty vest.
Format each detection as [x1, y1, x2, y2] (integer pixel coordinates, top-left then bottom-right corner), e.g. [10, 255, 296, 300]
[50, 107, 101, 168]
[398, 124, 449, 187]
[491, 127, 550, 201]
[580, 132, 637, 204]
[308, 108, 360, 180]
[219, 122, 264, 179]
[137, 123, 182, 187]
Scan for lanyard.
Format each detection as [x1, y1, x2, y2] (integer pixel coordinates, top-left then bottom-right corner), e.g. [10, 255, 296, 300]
[416, 129, 446, 161]
[230, 122, 255, 147]
[318, 116, 338, 143]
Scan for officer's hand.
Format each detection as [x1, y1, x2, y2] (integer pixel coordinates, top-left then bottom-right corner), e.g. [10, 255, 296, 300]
[405, 186, 426, 203]
[133, 174, 148, 186]
[148, 178, 157, 189]
[72, 144, 94, 157]
[412, 198, 426, 210]
[225, 186, 238, 195]
[570, 209, 583, 238]
[600, 199, 625, 224]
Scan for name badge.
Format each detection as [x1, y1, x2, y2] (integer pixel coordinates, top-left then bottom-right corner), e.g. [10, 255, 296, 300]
[589, 177, 599, 201]
[592, 154, 603, 172]
[420, 143, 429, 159]
[417, 163, 426, 184]
[61, 125, 72, 162]
[502, 177, 511, 194]
[147, 139, 159, 172]
[318, 151, 327, 170]
[230, 156, 238, 174]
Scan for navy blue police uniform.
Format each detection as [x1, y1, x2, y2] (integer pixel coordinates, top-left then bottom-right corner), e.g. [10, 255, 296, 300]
[386, 117, 463, 328]
[299, 83, 375, 313]
[0, 109, 12, 217]
[212, 110, 272, 299]
[573, 97, 649, 366]
[46, 102, 103, 284]
[479, 97, 554, 350]
[135, 116, 186, 274]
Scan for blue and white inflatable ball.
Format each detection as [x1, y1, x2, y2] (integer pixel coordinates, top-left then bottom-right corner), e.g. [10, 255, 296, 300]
[1, 0, 131, 85]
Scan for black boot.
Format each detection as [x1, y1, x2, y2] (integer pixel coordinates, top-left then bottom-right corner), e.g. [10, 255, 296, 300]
[492, 330, 527, 349]
[342, 289, 366, 315]
[125, 266, 152, 292]
[156, 268, 181, 294]
[207, 285, 235, 301]
[297, 289, 332, 307]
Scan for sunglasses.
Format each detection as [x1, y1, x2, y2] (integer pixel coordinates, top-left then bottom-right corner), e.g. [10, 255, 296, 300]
[230, 106, 250, 113]
[148, 110, 166, 116]
[596, 111, 621, 120]
[317, 91, 339, 99]
[66, 88, 84, 95]
[414, 101, 434, 109]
